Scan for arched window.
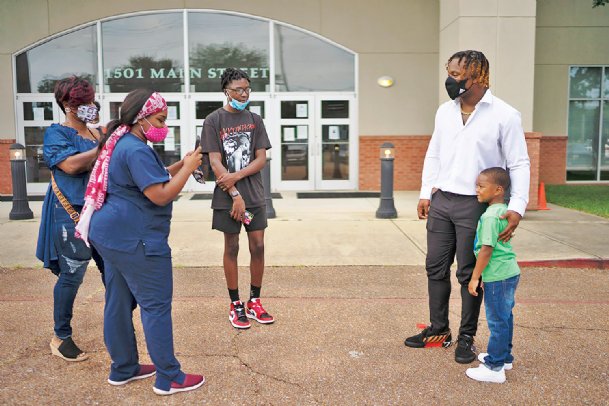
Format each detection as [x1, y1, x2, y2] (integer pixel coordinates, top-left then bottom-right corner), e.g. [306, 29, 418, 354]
[14, 10, 357, 192]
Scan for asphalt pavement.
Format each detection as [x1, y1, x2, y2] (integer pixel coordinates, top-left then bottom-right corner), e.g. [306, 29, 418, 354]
[0, 192, 608, 404]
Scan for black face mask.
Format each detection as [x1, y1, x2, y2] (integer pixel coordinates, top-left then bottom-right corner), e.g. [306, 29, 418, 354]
[445, 76, 469, 100]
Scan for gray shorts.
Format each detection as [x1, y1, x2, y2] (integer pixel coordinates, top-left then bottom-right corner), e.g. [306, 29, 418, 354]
[212, 206, 268, 234]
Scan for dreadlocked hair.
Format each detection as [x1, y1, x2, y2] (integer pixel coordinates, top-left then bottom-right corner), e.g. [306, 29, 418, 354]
[447, 50, 490, 88]
[220, 68, 250, 91]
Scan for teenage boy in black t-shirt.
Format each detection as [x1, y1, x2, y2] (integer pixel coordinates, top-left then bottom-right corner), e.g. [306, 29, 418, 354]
[202, 68, 274, 329]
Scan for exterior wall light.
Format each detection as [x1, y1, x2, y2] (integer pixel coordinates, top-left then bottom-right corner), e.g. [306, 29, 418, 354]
[377, 76, 394, 88]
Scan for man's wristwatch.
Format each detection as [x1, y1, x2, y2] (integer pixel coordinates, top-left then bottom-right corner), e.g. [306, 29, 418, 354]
[230, 190, 240, 198]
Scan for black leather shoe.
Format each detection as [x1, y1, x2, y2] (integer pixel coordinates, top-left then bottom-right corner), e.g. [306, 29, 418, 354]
[455, 334, 476, 364]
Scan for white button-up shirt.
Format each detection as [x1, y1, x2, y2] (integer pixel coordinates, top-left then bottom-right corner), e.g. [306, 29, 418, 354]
[420, 90, 530, 216]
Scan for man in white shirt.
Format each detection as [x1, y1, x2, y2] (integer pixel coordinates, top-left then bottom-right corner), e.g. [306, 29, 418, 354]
[404, 50, 530, 364]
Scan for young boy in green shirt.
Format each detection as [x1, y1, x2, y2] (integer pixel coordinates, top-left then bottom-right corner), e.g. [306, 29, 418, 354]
[466, 167, 521, 384]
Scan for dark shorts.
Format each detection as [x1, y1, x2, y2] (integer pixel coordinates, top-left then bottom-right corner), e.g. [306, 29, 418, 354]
[212, 206, 268, 234]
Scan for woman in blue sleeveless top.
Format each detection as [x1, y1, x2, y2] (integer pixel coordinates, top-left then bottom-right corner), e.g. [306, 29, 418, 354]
[35, 76, 104, 362]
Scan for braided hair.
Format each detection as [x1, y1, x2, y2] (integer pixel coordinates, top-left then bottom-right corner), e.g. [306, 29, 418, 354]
[220, 68, 250, 91]
[447, 50, 490, 88]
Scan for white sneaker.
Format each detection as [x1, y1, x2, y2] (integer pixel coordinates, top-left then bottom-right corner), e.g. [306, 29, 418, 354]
[478, 352, 513, 370]
[466, 364, 506, 383]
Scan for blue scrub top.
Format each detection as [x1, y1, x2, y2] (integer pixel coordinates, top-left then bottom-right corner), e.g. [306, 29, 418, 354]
[89, 133, 172, 256]
[36, 124, 98, 272]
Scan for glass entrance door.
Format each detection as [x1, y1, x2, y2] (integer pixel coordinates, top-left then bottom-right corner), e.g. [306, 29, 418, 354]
[315, 96, 357, 190]
[274, 96, 315, 190]
[272, 95, 356, 191]
[17, 95, 61, 194]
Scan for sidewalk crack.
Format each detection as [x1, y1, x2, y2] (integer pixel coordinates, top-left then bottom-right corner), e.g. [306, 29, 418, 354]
[230, 332, 321, 404]
[389, 220, 426, 256]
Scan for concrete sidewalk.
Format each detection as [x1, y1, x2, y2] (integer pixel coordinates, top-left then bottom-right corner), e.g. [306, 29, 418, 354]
[1, 191, 608, 268]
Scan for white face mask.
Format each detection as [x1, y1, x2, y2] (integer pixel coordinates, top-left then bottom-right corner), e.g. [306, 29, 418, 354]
[86, 122, 101, 129]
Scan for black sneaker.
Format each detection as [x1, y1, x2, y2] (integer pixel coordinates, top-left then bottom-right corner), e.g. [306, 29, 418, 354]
[404, 326, 452, 348]
[455, 334, 476, 364]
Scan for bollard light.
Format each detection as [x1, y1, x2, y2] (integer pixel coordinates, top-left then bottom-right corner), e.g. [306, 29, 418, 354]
[380, 144, 395, 159]
[9, 143, 34, 220]
[9, 144, 25, 161]
[262, 149, 276, 219]
[375, 142, 397, 219]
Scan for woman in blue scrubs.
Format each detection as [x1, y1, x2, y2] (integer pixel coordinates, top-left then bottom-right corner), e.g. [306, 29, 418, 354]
[77, 89, 205, 395]
[36, 76, 104, 362]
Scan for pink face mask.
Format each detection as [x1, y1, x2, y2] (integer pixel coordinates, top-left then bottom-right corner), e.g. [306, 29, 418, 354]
[141, 118, 169, 143]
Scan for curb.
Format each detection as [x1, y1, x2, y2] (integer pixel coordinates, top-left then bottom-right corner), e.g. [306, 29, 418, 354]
[518, 258, 609, 269]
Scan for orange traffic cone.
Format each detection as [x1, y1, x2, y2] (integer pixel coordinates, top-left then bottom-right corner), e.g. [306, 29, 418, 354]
[537, 181, 550, 210]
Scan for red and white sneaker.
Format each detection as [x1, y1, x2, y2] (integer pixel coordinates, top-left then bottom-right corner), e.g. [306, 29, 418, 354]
[153, 373, 205, 395]
[229, 301, 251, 329]
[108, 364, 156, 386]
[246, 298, 275, 324]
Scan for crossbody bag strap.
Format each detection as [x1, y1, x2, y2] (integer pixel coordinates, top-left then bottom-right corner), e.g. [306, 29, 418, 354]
[50, 171, 80, 224]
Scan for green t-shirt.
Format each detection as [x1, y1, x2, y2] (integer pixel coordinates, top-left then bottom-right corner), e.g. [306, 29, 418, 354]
[474, 203, 521, 283]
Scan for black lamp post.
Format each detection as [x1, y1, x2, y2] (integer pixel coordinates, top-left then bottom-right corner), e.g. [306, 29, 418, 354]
[262, 151, 276, 219]
[375, 142, 397, 219]
[9, 143, 33, 220]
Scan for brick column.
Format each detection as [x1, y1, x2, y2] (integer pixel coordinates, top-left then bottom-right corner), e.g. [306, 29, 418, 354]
[539, 136, 567, 185]
[0, 139, 15, 195]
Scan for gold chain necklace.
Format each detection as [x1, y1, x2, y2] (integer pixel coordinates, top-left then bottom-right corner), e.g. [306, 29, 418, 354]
[461, 110, 473, 116]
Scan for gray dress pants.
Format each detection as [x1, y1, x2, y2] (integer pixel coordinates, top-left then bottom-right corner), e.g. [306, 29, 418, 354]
[425, 190, 487, 336]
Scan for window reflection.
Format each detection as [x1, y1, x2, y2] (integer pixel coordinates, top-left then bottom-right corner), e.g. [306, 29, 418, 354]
[275, 24, 355, 92]
[567, 100, 599, 181]
[322, 125, 349, 180]
[281, 144, 308, 180]
[16, 26, 97, 93]
[102, 13, 184, 93]
[569, 67, 601, 99]
[247, 101, 265, 118]
[196, 101, 223, 120]
[322, 144, 349, 180]
[23, 102, 53, 121]
[281, 101, 308, 119]
[601, 101, 609, 180]
[24, 127, 49, 183]
[322, 100, 349, 119]
[189, 13, 269, 92]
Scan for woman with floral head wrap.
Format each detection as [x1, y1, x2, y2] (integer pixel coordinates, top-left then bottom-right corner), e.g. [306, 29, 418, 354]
[75, 89, 205, 395]
[35, 76, 105, 362]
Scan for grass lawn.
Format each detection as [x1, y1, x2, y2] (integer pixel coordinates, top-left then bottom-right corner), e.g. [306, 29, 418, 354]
[545, 184, 609, 219]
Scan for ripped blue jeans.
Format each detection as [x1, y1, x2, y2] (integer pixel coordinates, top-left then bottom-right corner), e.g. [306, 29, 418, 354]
[52, 205, 91, 339]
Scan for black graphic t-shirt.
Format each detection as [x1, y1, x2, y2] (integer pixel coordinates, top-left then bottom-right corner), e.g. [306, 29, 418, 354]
[202, 108, 271, 209]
